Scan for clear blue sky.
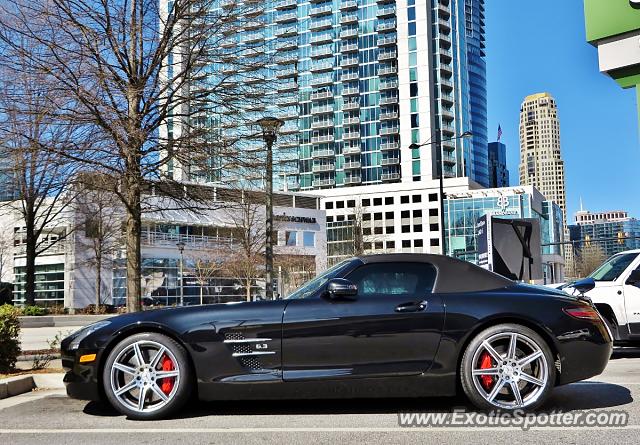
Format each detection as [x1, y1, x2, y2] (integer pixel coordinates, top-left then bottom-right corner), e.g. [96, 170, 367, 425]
[485, 0, 640, 221]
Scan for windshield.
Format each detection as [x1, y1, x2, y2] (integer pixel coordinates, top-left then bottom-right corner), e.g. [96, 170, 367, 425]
[588, 252, 639, 282]
[286, 259, 357, 300]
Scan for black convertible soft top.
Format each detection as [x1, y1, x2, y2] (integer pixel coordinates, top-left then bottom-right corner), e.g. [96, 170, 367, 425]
[357, 253, 514, 293]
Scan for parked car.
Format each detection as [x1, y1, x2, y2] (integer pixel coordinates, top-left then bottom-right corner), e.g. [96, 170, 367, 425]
[556, 249, 640, 344]
[61, 254, 611, 420]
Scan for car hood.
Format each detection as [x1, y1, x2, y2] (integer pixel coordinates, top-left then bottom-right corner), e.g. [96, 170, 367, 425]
[509, 282, 585, 303]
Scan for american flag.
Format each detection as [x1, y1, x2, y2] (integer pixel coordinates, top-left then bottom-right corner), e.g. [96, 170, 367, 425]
[497, 125, 503, 142]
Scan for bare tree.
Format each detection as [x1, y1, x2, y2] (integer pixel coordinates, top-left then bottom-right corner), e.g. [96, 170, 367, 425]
[222, 192, 266, 302]
[574, 243, 608, 278]
[0, 0, 272, 311]
[188, 248, 226, 305]
[0, 231, 13, 283]
[0, 59, 83, 306]
[274, 253, 316, 298]
[74, 174, 123, 313]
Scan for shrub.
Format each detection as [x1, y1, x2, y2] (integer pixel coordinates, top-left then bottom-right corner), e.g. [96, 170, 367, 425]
[21, 305, 48, 316]
[0, 304, 21, 373]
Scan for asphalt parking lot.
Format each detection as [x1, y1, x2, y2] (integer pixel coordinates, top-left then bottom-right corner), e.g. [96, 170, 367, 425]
[2, 349, 640, 445]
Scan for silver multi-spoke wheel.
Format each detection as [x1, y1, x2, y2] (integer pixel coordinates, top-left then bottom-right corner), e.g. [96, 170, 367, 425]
[109, 340, 181, 414]
[470, 331, 549, 409]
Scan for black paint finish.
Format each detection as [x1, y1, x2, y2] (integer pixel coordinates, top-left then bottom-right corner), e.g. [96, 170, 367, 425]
[60, 254, 612, 403]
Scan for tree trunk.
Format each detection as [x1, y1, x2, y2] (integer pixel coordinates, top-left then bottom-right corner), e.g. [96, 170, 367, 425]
[246, 279, 251, 302]
[95, 252, 102, 314]
[24, 215, 36, 306]
[125, 176, 142, 313]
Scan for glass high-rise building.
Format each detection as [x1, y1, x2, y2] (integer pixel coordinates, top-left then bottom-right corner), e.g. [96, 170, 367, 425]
[164, 0, 488, 192]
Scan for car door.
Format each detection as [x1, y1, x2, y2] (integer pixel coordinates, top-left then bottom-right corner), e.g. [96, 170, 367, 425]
[281, 261, 444, 381]
[623, 259, 640, 336]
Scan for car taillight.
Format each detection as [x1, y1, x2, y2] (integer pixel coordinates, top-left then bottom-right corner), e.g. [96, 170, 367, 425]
[563, 306, 602, 321]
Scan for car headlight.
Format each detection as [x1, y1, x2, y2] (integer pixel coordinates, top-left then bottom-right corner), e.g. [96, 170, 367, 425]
[68, 320, 112, 350]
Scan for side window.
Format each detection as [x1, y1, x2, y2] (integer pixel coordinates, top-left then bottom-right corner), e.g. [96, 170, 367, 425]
[346, 263, 437, 297]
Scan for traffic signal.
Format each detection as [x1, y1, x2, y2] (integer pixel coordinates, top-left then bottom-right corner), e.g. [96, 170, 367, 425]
[618, 232, 625, 245]
[584, 235, 591, 248]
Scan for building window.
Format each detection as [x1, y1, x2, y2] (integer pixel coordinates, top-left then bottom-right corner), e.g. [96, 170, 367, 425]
[303, 232, 315, 247]
[374, 213, 383, 221]
[413, 209, 422, 218]
[430, 239, 440, 247]
[363, 213, 371, 221]
[401, 210, 410, 218]
[429, 193, 438, 202]
[402, 240, 411, 248]
[325, 202, 334, 209]
[386, 241, 395, 249]
[385, 211, 394, 220]
[430, 223, 439, 231]
[347, 200, 356, 208]
[386, 226, 395, 234]
[374, 227, 383, 235]
[363, 198, 371, 206]
[374, 197, 382, 206]
[401, 195, 409, 204]
[412, 194, 422, 203]
[385, 197, 394, 205]
[402, 225, 411, 233]
[286, 231, 297, 246]
[429, 209, 438, 217]
[413, 224, 422, 232]
[375, 242, 383, 250]
[363, 227, 372, 236]
[414, 239, 423, 248]
[336, 201, 345, 209]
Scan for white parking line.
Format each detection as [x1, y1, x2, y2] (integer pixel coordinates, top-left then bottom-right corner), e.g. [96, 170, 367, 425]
[1, 426, 640, 433]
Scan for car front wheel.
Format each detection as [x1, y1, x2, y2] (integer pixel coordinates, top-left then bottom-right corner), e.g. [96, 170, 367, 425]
[102, 332, 192, 420]
[460, 324, 555, 411]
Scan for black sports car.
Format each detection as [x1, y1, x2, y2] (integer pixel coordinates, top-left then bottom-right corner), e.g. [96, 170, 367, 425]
[61, 254, 612, 420]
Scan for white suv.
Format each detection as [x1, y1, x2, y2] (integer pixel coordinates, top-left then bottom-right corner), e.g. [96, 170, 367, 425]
[561, 249, 640, 344]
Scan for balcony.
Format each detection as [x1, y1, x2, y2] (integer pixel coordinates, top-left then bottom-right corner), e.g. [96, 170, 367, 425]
[340, 28, 358, 38]
[311, 135, 335, 144]
[311, 119, 334, 128]
[310, 32, 333, 44]
[275, 12, 297, 24]
[313, 178, 336, 187]
[342, 87, 359, 96]
[340, 0, 358, 10]
[312, 163, 335, 172]
[378, 65, 397, 76]
[380, 141, 399, 151]
[377, 21, 396, 32]
[312, 104, 333, 114]
[275, 0, 297, 9]
[378, 35, 397, 46]
[341, 56, 359, 67]
[378, 50, 397, 61]
[343, 116, 360, 125]
[341, 72, 358, 82]
[340, 14, 358, 24]
[441, 124, 455, 135]
[439, 47, 453, 60]
[309, 5, 332, 17]
[310, 76, 333, 87]
[311, 47, 333, 58]
[438, 19, 451, 32]
[275, 51, 298, 64]
[376, 6, 396, 17]
[343, 132, 360, 141]
[280, 125, 298, 135]
[381, 172, 400, 181]
[276, 68, 298, 79]
[380, 126, 399, 135]
[379, 95, 398, 105]
[277, 81, 298, 92]
[377, 0, 394, 3]
[381, 157, 399, 166]
[312, 148, 335, 157]
[344, 176, 362, 185]
[243, 20, 263, 31]
[310, 18, 333, 31]
[380, 111, 398, 120]
[310, 90, 333, 100]
[275, 27, 298, 38]
[341, 42, 358, 53]
[440, 108, 455, 120]
[379, 80, 398, 90]
[437, 2, 451, 17]
[439, 63, 453, 75]
[311, 61, 334, 72]
[242, 33, 264, 44]
[441, 140, 456, 151]
[277, 39, 298, 51]
[343, 100, 359, 110]
[439, 78, 454, 90]
[276, 95, 299, 106]
[344, 161, 361, 169]
[443, 154, 456, 165]
[440, 93, 454, 105]
[141, 232, 235, 251]
[343, 145, 361, 155]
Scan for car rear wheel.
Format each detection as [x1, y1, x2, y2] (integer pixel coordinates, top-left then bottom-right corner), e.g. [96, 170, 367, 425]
[460, 324, 555, 411]
[102, 332, 192, 420]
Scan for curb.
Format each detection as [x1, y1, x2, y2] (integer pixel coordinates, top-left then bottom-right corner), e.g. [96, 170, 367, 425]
[0, 373, 64, 400]
[19, 314, 115, 328]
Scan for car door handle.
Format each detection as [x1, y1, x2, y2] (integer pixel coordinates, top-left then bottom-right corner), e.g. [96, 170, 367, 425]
[395, 300, 428, 313]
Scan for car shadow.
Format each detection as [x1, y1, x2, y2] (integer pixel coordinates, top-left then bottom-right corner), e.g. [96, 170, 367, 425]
[611, 346, 640, 359]
[82, 382, 633, 420]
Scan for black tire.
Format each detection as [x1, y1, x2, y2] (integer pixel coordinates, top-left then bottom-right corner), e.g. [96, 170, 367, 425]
[460, 323, 556, 411]
[102, 332, 193, 420]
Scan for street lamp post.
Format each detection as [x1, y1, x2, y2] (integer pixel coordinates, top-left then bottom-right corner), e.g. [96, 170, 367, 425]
[409, 130, 473, 255]
[257, 116, 284, 300]
[176, 241, 185, 306]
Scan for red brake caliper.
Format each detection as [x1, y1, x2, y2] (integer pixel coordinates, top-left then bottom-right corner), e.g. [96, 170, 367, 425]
[160, 355, 175, 395]
[479, 352, 494, 390]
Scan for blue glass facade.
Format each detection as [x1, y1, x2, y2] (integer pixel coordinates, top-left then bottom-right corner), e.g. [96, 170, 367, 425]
[569, 219, 640, 259]
[487, 141, 509, 188]
[464, 0, 488, 186]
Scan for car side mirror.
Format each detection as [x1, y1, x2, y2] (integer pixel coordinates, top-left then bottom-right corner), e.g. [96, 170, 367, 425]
[326, 278, 358, 300]
[573, 277, 595, 295]
[626, 269, 640, 286]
